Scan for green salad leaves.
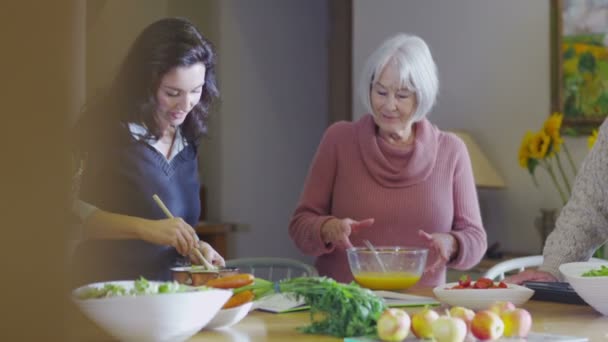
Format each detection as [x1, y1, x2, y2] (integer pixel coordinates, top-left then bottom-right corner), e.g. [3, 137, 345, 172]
[582, 264, 608, 277]
[76, 277, 195, 300]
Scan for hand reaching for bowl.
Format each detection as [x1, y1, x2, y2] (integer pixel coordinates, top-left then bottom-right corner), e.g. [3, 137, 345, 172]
[190, 240, 226, 268]
[503, 269, 558, 284]
[418, 230, 458, 273]
[140, 217, 199, 256]
[321, 217, 375, 249]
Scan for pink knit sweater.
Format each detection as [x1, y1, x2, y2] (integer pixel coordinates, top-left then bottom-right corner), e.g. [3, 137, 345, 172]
[289, 114, 487, 287]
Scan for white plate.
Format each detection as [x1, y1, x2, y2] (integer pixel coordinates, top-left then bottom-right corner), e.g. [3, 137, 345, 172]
[432, 282, 534, 310]
[205, 301, 253, 329]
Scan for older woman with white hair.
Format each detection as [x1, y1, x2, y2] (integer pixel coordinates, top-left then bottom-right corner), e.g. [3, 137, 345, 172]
[289, 33, 487, 286]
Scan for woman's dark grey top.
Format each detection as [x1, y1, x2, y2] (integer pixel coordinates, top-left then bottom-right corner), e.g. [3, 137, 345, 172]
[72, 128, 200, 286]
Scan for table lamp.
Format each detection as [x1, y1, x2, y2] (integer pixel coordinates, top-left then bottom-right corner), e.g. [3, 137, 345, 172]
[451, 130, 506, 258]
[450, 131, 505, 188]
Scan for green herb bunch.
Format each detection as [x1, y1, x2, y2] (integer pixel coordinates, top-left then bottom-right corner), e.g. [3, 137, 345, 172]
[235, 276, 386, 337]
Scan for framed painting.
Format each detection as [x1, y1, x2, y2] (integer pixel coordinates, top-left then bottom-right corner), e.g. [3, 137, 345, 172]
[551, 0, 608, 135]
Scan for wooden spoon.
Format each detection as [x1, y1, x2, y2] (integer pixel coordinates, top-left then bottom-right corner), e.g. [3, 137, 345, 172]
[152, 194, 216, 270]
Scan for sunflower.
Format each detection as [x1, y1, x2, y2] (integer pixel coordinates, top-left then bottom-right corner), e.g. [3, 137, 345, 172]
[518, 131, 534, 168]
[588, 129, 599, 149]
[529, 131, 552, 160]
[543, 112, 563, 152]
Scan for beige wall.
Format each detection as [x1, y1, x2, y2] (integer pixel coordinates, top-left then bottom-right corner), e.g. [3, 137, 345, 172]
[86, 0, 169, 96]
[353, 0, 591, 254]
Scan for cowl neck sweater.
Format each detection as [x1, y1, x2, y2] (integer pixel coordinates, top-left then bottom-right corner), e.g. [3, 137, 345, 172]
[356, 114, 439, 188]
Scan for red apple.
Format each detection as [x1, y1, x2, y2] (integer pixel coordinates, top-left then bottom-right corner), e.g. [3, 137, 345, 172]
[449, 306, 475, 329]
[411, 307, 439, 339]
[500, 308, 532, 338]
[471, 310, 504, 341]
[377, 308, 410, 342]
[489, 301, 516, 315]
[431, 316, 467, 342]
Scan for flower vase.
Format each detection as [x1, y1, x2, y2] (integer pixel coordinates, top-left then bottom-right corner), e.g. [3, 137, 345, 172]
[535, 208, 559, 253]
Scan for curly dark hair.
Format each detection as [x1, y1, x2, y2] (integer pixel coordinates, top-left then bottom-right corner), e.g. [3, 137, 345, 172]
[75, 17, 219, 154]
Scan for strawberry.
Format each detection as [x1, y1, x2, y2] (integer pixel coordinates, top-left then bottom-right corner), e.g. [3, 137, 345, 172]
[473, 277, 494, 289]
[458, 274, 472, 288]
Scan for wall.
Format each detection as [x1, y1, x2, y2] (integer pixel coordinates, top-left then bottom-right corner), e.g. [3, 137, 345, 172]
[214, 0, 329, 262]
[86, 0, 169, 96]
[352, 0, 590, 254]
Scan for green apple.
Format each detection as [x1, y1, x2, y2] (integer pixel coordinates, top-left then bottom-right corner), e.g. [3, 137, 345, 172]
[471, 310, 504, 341]
[449, 306, 475, 329]
[501, 308, 532, 337]
[411, 307, 439, 339]
[431, 316, 467, 342]
[377, 308, 410, 342]
[489, 300, 516, 315]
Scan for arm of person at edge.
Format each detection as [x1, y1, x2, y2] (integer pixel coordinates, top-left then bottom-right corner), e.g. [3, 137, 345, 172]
[73, 199, 225, 267]
[505, 120, 608, 284]
[419, 137, 487, 274]
[289, 123, 374, 255]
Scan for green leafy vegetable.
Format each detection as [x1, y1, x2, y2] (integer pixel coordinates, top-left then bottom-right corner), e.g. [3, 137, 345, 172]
[234, 276, 386, 337]
[76, 277, 202, 299]
[582, 265, 608, 277]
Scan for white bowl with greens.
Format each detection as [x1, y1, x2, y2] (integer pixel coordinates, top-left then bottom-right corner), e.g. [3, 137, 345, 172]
[72, 278, 232, 342]
[560, 261, 608, 316]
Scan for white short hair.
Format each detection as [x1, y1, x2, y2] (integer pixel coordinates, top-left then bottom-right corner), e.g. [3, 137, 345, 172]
[358, 33, 438, 122]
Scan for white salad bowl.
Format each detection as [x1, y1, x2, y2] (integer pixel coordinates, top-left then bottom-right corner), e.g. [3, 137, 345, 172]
[560, 261, 608, 316]
[72, 280, 232, 342]
[205, 301, 254, 329]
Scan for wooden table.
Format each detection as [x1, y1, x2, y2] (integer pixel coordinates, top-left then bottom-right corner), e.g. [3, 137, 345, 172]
[191, 288, 608, 342]
[69, 288, 608, 341]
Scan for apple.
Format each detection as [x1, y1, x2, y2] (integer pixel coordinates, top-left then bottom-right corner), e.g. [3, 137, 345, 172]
[449, 306, 475, 329]
[431, 316, 467, 342]
[377, 308, 410, 342]
[471, 310, 504, 341]
[500, 308, 532, 338]
[411, 307, 439, 339]
[489, 301, 516, 315]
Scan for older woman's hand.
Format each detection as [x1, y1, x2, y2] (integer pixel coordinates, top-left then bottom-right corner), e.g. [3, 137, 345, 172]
[321, 217, 375, 249]
[503, 269, 558, 284]
[140, 217, 199, 256]
[190, 240, 226, 268]
[418, 230, 459, 273]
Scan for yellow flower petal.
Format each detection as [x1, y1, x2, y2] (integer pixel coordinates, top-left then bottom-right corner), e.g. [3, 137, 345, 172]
[529, 131, 551, 159]
[544, 113, 563, 152]
[518, 131, 534, 168]
[588, 129, 599, 149]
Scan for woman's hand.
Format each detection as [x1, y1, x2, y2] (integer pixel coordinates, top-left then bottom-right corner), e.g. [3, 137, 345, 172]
[320, 217, 374, 249]
[139, 217, 199, 256]
[190, 241, 226, 267]
[503, 269, 558, 284]
[418, 230, 459, 273]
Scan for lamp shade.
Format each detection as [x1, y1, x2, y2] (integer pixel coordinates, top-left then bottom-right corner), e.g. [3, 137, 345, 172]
[450, 131, 506, 188]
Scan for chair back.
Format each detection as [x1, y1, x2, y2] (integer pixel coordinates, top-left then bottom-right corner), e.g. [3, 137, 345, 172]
[483, 255, 605, 280]
[225, 257, 317, 282]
